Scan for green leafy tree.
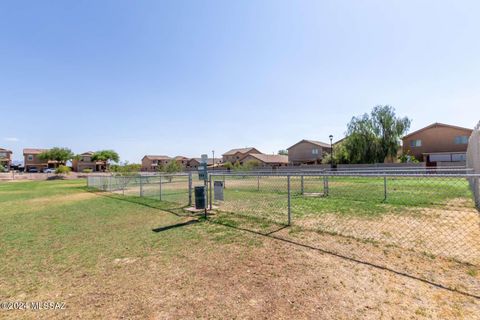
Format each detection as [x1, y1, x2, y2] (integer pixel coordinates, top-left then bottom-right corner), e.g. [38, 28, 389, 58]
[223, 161, 234, 170]
[38, 147, 74, 167]
[344, 106, 410, 163]
[91, 150, 120, 171]
[0, 164, 5, 172]
[55, 165, 71, 175]
[398, 151, 419, 163]
[278, 150, 288, 155]
[165, 160, 181, 173]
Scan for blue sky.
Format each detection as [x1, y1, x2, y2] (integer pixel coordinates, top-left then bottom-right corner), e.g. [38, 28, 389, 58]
[1, 0, 479, 163]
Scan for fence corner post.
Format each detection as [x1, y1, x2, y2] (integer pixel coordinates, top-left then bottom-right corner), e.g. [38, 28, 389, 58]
[287, 175, 291, 226]
[139, 175, 143, 197]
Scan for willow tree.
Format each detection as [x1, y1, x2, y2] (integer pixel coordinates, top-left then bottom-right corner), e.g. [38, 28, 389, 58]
[344, 106, 411, 163]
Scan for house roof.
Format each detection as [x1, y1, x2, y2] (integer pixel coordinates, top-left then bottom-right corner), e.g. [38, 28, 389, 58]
[0, 148, 12, 153]
[173, 156, 189, 160]
[80, 151, 94, 156]
[189, 158, 221, 165]
[287, 139, 331, 150]
[143, 155, 171, 160]
[222, 147, 258, 156]
[242, 153, 289, 164]
[402, 122, 473, 139]
[23, 148, 48, 155]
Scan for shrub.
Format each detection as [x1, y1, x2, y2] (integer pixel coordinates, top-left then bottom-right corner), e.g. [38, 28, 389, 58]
[55, 165, 71, 175]
[83, 168, 93, 173]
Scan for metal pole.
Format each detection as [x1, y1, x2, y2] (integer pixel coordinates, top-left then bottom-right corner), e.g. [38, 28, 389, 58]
[209, 175, 213, 210]
[159, 175, 162, 201]
[301, 175, 304, 195]
[324, 174, 329, 196]
[257, 175, 260, 191]
[383, 174, 387, 201]
[188, 172, 192, 206]
[140, 176, 143, 197]
[204, 179, 208, 219]
[287, 175, 291, 226]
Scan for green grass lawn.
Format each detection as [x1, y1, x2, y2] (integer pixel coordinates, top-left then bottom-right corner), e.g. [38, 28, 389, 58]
[0, 179, 250, 300]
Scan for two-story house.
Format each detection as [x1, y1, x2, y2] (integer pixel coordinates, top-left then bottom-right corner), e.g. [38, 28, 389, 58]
[239, 153, 289, 168]
[222, 147, 262, 163]
[72, 151, 107, 172]
[287, 140, 332, 165]
[0, 148, 12, 170]
[23, 148, 57, 172]
[402, 122, 473, 166]
[141, 155, 172, 172]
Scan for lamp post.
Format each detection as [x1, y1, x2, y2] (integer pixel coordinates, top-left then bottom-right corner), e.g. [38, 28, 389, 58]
[329, 135, 334, 170]
[212, 150, 215, 171]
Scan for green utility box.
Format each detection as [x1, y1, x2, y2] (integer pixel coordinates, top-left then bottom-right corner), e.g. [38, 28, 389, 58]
[194, 186, 206, 209]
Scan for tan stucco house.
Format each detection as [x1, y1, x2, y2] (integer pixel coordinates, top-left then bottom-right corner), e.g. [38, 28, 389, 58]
[402, 122, 472, 165]
[222, 147, 262, 163]
[0, 148, 12, 170]
[239, 153, 289, 168]
[72, 152, 107, 172]
[141, 155, 172, 172]
[287, 140, 332, 165]
[23, 148, 58, 172]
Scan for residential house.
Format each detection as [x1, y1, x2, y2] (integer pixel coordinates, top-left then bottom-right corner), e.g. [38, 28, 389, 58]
[141, 155, 171, 172]
[239, 153, 289, 168]
[287, 140, 332, 165]
[186, 158, 222, 169]
[72, 152, 107, 172]
[402, 122, 473, 166]
[222, 147, 262, 163]
[23, 148, 57, 172]
[0, 148, 12, 170]
[173, 156, 189, 169]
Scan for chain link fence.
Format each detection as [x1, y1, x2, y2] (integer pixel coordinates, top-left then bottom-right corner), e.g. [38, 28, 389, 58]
[209, 171, 480, 266]
[88, 170, 480, 265]
[87, 173, 196, 207]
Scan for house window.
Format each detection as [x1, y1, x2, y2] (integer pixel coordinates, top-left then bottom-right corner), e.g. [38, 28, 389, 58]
[312, 148, 319, 155]
[410, 139, 422, 147]
[27, 155, 34, 161]
[454, 136, 468, 144]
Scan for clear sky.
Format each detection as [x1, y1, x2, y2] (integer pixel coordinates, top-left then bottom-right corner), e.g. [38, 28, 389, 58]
[1, 0, 479, 163]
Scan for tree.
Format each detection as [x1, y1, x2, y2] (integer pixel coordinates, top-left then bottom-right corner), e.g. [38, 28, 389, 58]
[165, 160, 181, 173]
[223, 161, 234, 170]
[344, 106, 411, 163]
[0, 164, 5, 172]
[91, 150, 119, 171]
[55, 165, 71, 175]
[278, 150, 288, 155]
[38, 147, 74, 167]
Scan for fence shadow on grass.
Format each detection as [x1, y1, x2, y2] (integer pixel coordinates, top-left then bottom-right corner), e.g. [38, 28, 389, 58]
[209, 216, 480, 300]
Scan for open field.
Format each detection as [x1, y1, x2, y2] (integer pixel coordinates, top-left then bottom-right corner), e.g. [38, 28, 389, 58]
[2, 179, 480, 319]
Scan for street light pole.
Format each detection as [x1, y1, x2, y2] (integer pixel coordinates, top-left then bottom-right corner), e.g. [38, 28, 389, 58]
[212, 150, 215, 172]
[329, 135, 334, 170]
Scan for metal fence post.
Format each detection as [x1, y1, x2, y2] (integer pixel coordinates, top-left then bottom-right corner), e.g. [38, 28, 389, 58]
[287, 175, 291, 226]
[383, 174, 387, 201]
[159, 175, 162, 201]
[301, 175, 304, 195]
[139, 176, 143, 197]
[188, 172, 192, 206]
[209, 175, 213, 210]
[257, 175, 260, 191]
[323, 174, 329, 196]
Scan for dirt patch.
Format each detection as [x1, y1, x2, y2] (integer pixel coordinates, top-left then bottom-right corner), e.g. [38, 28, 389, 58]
[5, 223, 479, 319]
